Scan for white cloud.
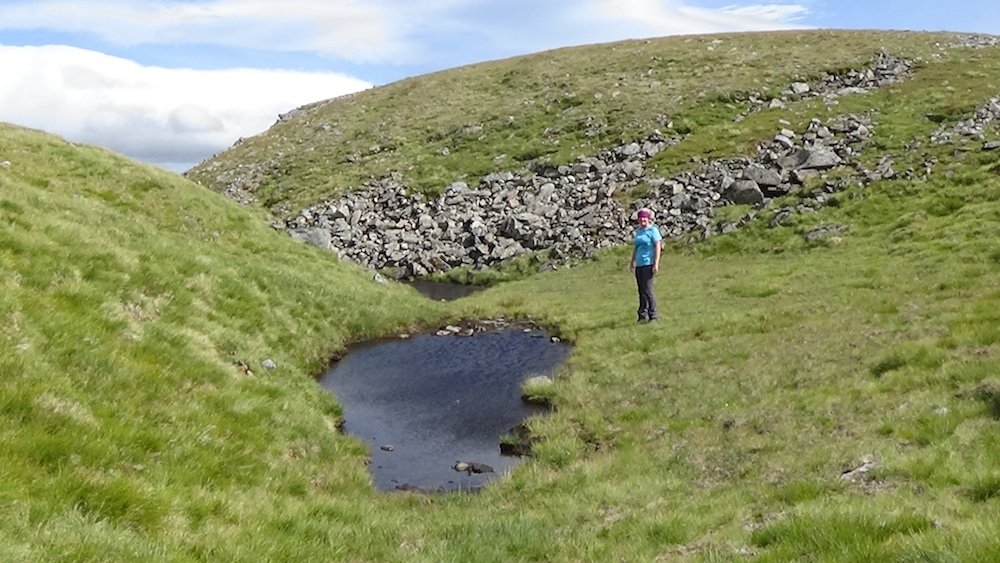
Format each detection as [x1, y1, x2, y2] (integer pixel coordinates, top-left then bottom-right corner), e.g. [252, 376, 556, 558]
[0, 1, 813, 171]
[0, 0, 813, 66]
[589, 0, 810, 34]
[0, 44, 371, 170]
[0, 0, 430, 62]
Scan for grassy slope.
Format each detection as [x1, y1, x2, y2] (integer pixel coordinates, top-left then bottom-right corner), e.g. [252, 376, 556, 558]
[0, 124, 447, 560]
[3, 30, 1000, 561]
[186, 29, 961, 214]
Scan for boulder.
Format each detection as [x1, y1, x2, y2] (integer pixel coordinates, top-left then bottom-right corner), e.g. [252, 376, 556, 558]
[723, 179, 765, 205]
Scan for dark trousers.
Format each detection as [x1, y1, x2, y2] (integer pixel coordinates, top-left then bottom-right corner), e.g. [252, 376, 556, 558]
[635, 265, 657, 320]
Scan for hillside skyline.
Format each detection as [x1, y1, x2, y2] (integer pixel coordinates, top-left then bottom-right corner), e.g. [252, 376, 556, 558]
[1, 0, 998, 171]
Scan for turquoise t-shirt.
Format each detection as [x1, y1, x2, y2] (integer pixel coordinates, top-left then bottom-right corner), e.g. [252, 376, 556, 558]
[633, 225, 662, 267]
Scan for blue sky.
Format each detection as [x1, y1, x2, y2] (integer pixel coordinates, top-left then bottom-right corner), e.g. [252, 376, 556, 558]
[1, 0, 997, 172]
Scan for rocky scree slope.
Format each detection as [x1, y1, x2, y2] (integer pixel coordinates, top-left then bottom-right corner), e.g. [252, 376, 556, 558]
[192, 33, 1000, 278]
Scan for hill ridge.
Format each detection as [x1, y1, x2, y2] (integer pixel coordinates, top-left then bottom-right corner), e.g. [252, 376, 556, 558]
[185, 30, 999, 215]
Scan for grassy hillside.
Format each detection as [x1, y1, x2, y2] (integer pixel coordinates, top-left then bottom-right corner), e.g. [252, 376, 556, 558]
[4, 28, 1000, 561]
[0, 124, 448, 560]
[188, 29, 977, 215]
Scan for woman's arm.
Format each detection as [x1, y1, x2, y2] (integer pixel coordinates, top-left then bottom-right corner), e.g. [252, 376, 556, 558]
[629, 234, 637, 271]
[653, 240, 662, 273]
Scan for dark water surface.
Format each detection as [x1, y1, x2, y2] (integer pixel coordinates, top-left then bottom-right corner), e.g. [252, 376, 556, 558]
[404, 279, 485, 301]
[319, 328, 570, 492]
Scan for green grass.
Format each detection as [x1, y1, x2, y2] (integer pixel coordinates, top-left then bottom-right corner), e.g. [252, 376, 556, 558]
[0, 123, 450, 561]
[186, 29, 970, 214]
[6, 29, 1000, 561]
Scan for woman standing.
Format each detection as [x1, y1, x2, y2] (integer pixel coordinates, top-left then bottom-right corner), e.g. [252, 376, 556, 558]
[629, 208, 662, 322]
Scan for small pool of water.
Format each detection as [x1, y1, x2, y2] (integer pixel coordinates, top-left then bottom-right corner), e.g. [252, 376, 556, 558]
[319, 326, 569, 492]
[404, 279, 485, 301]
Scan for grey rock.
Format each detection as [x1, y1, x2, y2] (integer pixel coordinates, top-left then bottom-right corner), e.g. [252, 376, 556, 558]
[276, 110, 892, 275]
[779, 147, 843, 170]
[288, 227, 331, 249]
[741, 165, 782, 187]
[724, 179, 765, 205]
